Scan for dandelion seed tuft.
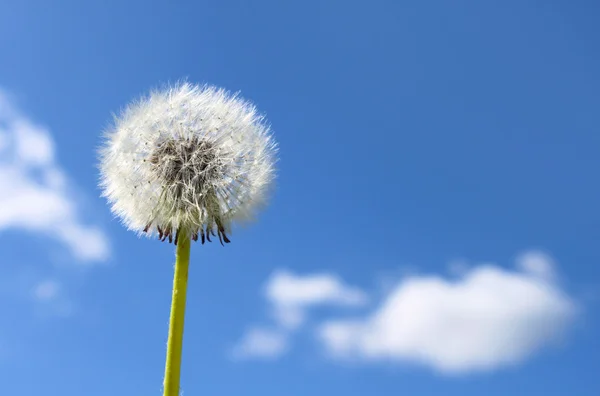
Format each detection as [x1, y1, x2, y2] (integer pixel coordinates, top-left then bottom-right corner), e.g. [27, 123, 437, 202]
[99, 82, 277, 245]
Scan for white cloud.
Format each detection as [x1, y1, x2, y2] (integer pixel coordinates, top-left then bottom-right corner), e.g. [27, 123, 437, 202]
[318, 255, 578, 374]
[266, 270, 368, 308]
[231, 327, 289, 360]
[231, 270, 368, 360]
[233, 256, 580, 373]
[0, 88, 110, 263]
[13, 119, 54, 166]
[265, 270, 368, 329]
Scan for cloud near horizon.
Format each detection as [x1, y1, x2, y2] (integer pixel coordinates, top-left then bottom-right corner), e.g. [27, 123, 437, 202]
[0, 88, 110, 263]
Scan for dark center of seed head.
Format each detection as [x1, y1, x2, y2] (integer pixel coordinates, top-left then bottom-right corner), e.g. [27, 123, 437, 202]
[149, 138, 219, 188]
[146, 137, 231, 246]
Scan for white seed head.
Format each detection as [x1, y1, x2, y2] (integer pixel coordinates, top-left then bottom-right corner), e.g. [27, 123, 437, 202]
[99, 83, 277, 245]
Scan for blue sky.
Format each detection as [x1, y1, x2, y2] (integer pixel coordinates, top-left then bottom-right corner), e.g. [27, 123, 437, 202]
[1, 1, 599, 395]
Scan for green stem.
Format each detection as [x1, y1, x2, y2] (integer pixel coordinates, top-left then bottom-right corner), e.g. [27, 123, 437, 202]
[163, 229, 191, 396]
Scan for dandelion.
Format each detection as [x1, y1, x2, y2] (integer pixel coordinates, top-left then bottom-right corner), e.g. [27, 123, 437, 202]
[99, 82, 277, 396]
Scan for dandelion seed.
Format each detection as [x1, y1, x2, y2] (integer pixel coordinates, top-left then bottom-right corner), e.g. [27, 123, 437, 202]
[99, 82, 277, 245]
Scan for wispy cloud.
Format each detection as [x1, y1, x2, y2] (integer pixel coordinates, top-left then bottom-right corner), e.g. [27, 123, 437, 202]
[319, 252, 578, 374]
[0, 88, 110, 263]
[231, 270, 367, 359]
[266, 270, 368, 329]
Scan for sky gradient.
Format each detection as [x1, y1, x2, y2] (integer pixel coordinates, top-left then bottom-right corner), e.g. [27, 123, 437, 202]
[0, 1, 599, 395]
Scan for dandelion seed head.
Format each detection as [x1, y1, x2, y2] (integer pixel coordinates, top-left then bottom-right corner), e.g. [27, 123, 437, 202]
[99, 83, 277, 244]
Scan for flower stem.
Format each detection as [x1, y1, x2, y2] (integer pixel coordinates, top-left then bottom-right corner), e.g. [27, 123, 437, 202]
[163, 228, 191, 396]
